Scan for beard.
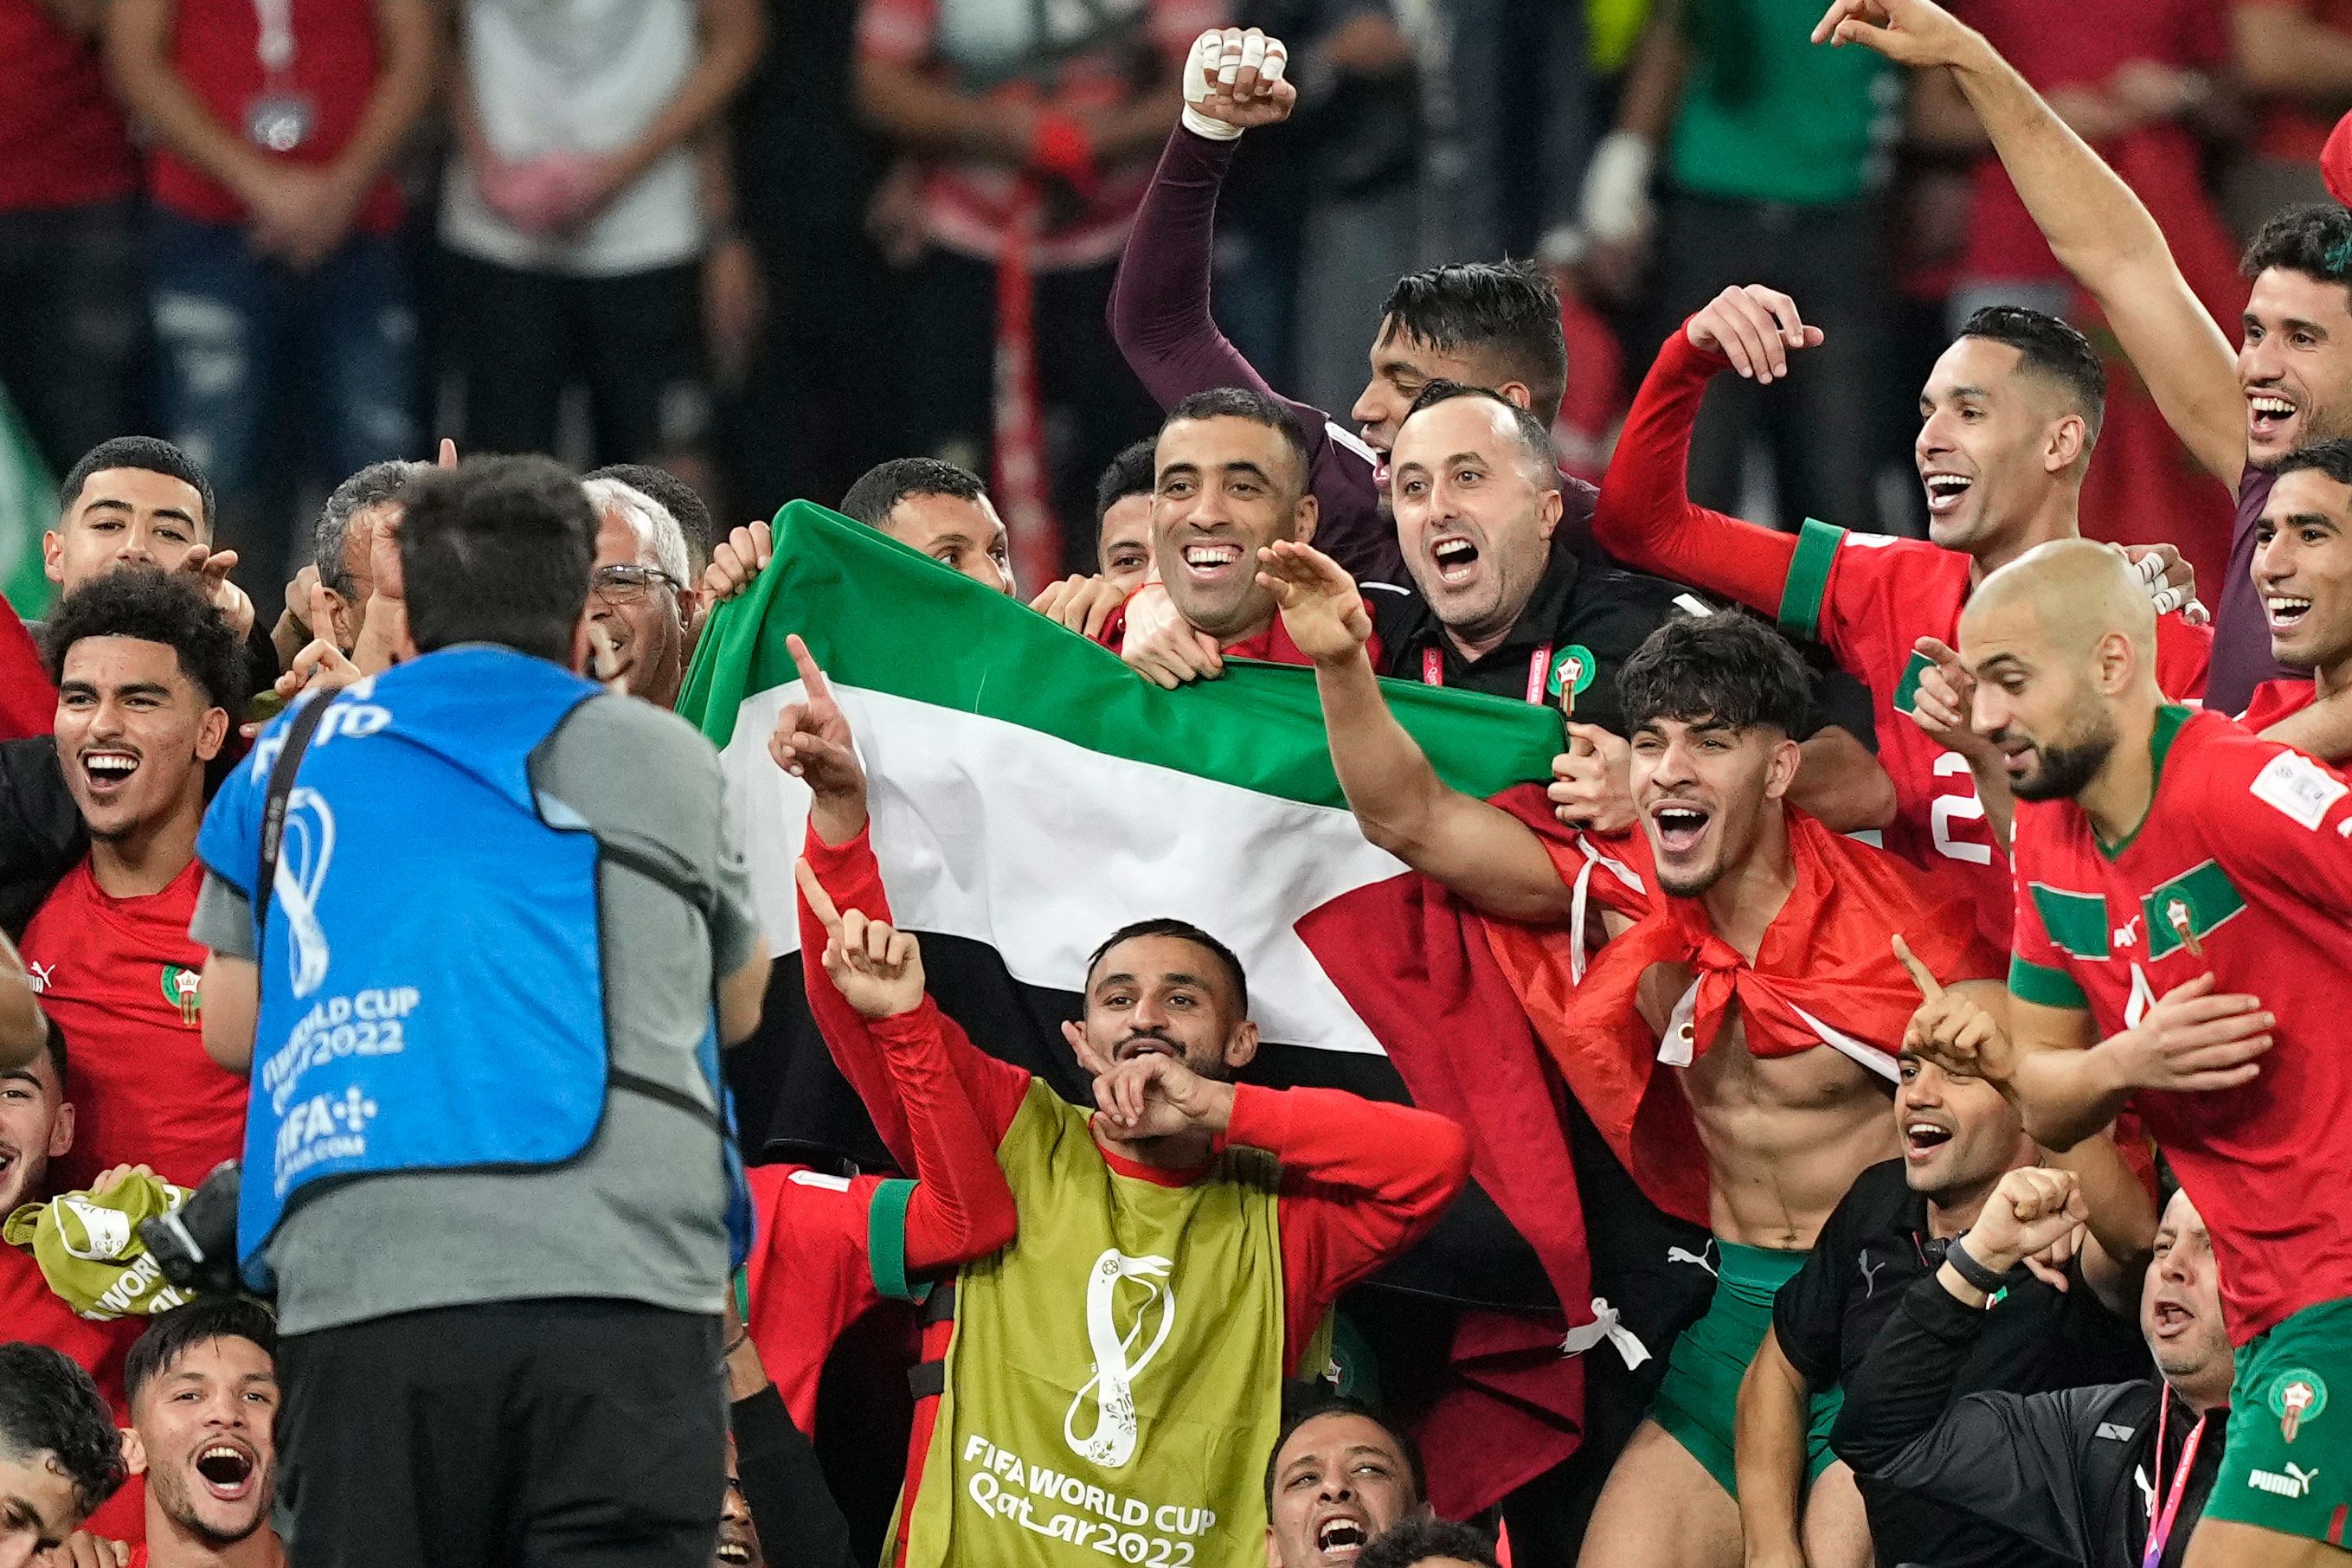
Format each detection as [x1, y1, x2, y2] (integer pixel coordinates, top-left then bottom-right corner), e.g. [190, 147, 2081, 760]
[2009, 718, 2118, 803]
[152, 1468, 267, 1549]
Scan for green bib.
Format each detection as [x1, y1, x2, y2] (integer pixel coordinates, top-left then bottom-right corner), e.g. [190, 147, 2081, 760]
[902, 1081, 1288, 1568]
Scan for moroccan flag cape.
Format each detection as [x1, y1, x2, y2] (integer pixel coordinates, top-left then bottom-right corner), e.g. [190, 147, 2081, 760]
[1488, 808, 2008, 1229]
[680, 502, 1628, 1513]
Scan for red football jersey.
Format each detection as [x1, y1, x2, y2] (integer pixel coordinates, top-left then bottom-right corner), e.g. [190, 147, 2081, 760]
[742, 1163, 919, 1433]
[2239, 677, 2322, 746]
[21, 858, 247, 1191]
[1779, 522, 2211, 945]
[2008, 706, 2352, 1342]
[0, 1247, 145, 1540]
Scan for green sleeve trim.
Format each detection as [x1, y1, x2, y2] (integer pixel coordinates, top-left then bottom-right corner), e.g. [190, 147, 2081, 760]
[732, 1269, 749, 1321]
[1777, 518, 1845, 643]
[866, 1178, 929, 1304]
[2008, 954, 2089, 1011]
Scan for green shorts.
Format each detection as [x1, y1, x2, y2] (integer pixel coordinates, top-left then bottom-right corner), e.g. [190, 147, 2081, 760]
[2203, 1296, 2352, 1547]
[1649, 1240, 1843, 1500]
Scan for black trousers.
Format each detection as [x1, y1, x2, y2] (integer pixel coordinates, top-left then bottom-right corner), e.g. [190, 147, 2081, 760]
[440, 250, 711, 468]
[277, 1299, 726, 1568]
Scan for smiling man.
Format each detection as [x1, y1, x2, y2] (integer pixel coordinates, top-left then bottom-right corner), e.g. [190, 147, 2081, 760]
[41, 438, 256, 651]
[2242, 440, 2352, 755]
[119, 1297, 282, 1568]
[22, 568, 245, 1191]
[1264, 1396, 1430, 1568]
[1595, 286, 2211, 946]
[1734, 1050, 2151, 1568]
[583, 476, 698, 709]
[775, 643, 1470, 1568]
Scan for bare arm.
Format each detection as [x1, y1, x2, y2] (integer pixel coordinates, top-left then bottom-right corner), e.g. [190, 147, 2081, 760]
[0, 931, 42, 1072]
[603, 0, 766, 196]
[1080, 73, 1184, 168]
[718, 935, 771, 1046]
[2259, 684, 2352, 759]
[2046, 1126, 2157, 1318]
[336, 0, 443, 197]
[1613, 0, 1688, 142]
[105, 0, 276, 205]
[31, 0, 105, 35]
[2233, 3, 2352, 106]
[199, 953, 260, 1074]
[854, 56, 1033, 163]
[1789, 727, 1897, 832]
[1822, 0, 2245, 488]
[1734, 1332, 1816, 1568]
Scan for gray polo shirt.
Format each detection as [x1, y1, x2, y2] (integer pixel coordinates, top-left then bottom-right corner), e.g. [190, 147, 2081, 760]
[192, 692, 761, 1336]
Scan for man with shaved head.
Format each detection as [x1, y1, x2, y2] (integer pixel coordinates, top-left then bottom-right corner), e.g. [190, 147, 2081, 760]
[1909, 536, 2352, 1568]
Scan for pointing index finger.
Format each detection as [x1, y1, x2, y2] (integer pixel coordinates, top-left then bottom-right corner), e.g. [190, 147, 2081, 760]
[785, 633, 835, 702]
[794, 857, 845, 932]
[1893, 934, 1944, 1000]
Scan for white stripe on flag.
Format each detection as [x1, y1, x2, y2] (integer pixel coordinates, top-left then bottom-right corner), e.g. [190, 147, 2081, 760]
[721, 682, 1411, 1057]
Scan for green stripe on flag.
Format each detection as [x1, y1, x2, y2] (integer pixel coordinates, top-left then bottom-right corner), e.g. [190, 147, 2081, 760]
[0, 383, 55, 617]
[2027, 882, 2109, 960]
[676, 503, 1563, 809]
[2140, 860, 2245, 961]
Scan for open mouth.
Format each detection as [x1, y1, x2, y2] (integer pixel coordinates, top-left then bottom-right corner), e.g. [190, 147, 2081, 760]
[1179, 540, 1245, 582]
[715, 1536, 755, 1565]
[2266, 594, 2313, 632]
[80, 748, 140, 795]
[195, 1443, 255, 1499]
[1316, 1517, 1369, 1560]
[1428, 535, 1481, 586]
[1921, 472, 1973, 515]
[2151, 1298, 2196, 1338]
[1903, 1120, 1954, 1161]
[2249, 392, 2298, 443]
[1650, 802, 1711, 855]
[1117, 1036, 1179, 1064]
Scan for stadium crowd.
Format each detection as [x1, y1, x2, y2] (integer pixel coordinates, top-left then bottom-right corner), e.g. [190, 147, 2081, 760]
[6, 2, 2352, 1567]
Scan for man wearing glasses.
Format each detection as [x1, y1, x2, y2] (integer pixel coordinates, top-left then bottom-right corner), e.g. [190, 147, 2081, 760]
[584, 476, 698, 708]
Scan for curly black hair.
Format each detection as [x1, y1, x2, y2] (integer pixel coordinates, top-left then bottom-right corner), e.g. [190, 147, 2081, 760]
[40, 563, 247, 714]
[1618, 610, 1813, 739]
[2243, 202, 2352, 292]
[1356, 1517, 1500, 1568]
[0, 1342, 128, 1523]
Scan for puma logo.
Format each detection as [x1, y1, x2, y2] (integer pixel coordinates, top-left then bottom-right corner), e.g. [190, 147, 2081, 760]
[1667, 1246, 1718, 1277]
[1859, 1251, 1888, 1298]
[2248, 1463, 2320, 1499]
[24, 961, 54, 993]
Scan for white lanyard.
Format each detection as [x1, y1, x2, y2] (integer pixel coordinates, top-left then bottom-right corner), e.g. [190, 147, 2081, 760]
[254, 0, 297, 76]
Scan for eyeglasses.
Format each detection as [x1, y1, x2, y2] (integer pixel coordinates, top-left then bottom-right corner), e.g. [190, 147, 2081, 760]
[591, 563, 682, 605]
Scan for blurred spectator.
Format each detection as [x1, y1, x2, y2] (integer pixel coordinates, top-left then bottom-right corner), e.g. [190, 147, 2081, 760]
[440, 0, 766, 483]
[0, 0, 145, 483]
[1094, 436, 1156, 589]
[1586, 0, 1897, 530]
[852, 0, 1206, 577]
[24, 569, 246, 1193]
[2227, 0, 2352, 237]
[105, 0, 439, 594]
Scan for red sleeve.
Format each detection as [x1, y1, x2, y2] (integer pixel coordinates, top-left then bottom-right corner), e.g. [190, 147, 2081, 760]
[1231, 1084, 1473, 1371]
[1592, 326, 1803, 614]
[2155, 614, 2213, 704]
[870, 1008, 1021, 1271]
[2207, 730, 2352, 921]
[743, 1166, 885, 1431]
[0, 594, 54, 741]
[798, 822, 1033, 1165]
[2006, 807, 2093, 1012]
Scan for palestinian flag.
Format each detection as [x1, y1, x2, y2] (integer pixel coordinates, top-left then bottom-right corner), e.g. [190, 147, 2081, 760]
[679, 503, 1632, 1513]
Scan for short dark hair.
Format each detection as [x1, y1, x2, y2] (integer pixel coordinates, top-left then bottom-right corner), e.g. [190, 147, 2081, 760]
[1617, 612, 1812, 738]
[59, 437, 215, 537]
[1163, 387, 1312, 493]
[1378, 260, 1567, 425]
[314, 459, 428, 600]
[125, 1297, 278, 1413]
[1957, 305, 2107, 446]
[1356, 1518, 1500, 1568]
[41, 565, 247, 713]
[0, 1341, 126, 1522]
[1402, 382, 1561, 489]
[2243, 202, 2352, 297]
[839, 458, 988, 530]
[399, 456, 597, 665]
[1095, 439, 1159, 524]
[588, 464, 715, 569]
[1264, 1391, 1426, 1513]
[2273, 436, 2352, 489]
[1083, 917, 1250, 1016]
